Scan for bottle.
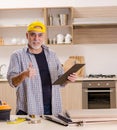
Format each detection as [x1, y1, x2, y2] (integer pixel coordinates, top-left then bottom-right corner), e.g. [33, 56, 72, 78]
[0, 37, 1, 45]
[49, 15, 53, 26]
[0, 37, 4, 45]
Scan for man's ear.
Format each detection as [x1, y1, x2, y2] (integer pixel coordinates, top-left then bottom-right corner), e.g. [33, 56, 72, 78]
[26, 32, 28, 39]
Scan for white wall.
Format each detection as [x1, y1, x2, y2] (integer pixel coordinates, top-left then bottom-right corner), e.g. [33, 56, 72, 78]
[1, 0, 117, 76]
[49, 44, 117, 75]
[1, 44, 117, 77]
[1, 0, 117, 8]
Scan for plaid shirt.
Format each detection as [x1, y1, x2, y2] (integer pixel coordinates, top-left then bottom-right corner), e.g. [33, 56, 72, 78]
[7, 45, 64, 115]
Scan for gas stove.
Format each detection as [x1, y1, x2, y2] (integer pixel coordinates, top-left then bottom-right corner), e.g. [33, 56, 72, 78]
[88, 74, 116, 78]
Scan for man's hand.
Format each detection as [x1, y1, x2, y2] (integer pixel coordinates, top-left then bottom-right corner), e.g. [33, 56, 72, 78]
[26, 63, 36, 78]
[67, 73, 78, 82]
[12, 62, 36, 87]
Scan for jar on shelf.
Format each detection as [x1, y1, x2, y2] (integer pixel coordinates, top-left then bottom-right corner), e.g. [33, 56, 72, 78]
[49, 15, 53, 26]
[57, 34, 64, 44]
[0, 37, 4, 45]
[65, 34, 72, 43]
[59, 14, 68, 26]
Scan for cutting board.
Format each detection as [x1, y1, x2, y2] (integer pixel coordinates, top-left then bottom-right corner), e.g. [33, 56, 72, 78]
[63, 56, 85, 77]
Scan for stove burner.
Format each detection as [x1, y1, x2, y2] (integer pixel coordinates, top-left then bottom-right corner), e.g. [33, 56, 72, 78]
[88, 74, 116, 78]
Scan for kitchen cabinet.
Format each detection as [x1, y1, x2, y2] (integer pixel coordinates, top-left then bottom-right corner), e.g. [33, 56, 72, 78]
[116, 81, 117, 108]
[0, 7, 73, 46]
[45, 7, 73, 45]
[0, 81, 16, 114]
[0, 8, 44, 46]
[0, 80, 117, 115]
[73, 6, 117, 44]
[0, 81, 82, 114]
[60, 82, 82, 111]
[1, 6, 117, 45]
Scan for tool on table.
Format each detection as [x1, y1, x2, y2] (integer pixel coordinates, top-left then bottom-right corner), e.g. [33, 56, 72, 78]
[57, 113, 72, 123]
[42, 115, 68, 126]
[7, 116, 41, 125]
[42, 115, 83, 126]
[0, 101, 11, 121]
[57, 114, 83, 126]
[7, 117, 27, 124]
[28, 115, 41, 124]
[28, 119, 41, 124]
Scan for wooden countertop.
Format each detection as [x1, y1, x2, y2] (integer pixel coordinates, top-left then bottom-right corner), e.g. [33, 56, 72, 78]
[0, 79, 8, 82]
[76, 77, 117, 81]
[1, 77, 117, 82]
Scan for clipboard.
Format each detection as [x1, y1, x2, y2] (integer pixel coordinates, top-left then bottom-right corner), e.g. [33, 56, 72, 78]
[52, 63, 85, 85]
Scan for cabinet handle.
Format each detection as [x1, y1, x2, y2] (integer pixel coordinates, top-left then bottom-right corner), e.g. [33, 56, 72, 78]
[84, 90, 113, 93]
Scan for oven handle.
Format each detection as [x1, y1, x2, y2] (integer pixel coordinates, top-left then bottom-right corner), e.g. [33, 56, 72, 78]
[84, 90, 113, 93]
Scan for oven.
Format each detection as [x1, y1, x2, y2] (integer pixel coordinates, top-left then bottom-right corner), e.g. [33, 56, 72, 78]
[82, 80, 116, 109]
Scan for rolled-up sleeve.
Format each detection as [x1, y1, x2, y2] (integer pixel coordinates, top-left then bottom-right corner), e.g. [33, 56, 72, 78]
[7, 52, 21, 88]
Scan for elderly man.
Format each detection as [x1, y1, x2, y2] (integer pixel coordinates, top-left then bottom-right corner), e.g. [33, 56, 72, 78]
[7, 21, 77, 116]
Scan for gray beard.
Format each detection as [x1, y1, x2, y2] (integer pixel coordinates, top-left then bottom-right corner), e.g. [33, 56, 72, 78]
[28, 42, 42, 50]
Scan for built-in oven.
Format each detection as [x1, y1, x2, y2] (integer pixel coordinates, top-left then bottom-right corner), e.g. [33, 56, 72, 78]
[82, 80, 116, 109]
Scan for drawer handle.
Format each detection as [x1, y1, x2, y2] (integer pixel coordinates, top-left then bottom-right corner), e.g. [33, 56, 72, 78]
[84, 90, 113, 93]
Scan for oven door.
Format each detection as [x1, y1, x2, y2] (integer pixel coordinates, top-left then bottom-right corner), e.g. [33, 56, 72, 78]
[82, 87, 116, 109]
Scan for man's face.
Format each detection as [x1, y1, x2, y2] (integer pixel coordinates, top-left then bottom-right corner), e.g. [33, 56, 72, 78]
[26, 31, 45, 50]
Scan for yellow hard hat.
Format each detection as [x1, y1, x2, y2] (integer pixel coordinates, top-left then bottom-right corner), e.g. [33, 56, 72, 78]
[27, 21, 46, 33]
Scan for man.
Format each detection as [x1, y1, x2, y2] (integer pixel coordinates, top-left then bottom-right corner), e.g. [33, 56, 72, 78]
[7, 21, 77, 116]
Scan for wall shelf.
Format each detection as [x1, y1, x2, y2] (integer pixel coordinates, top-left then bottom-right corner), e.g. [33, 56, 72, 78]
[0, 25, 28, 28]
[73, 6, 117, 44]
[0, 7, 73, 46]
[73, 17, 117, 28]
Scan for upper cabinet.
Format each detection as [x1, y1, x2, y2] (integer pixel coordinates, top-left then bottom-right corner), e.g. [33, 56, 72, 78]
[45, 7, 73, 45]
[0, 7, 73, 46]
[1, 6, 117, 46]
[0, 8, 44, 46]
[73, 6, 117, 44]
[73, 17, 117, 27]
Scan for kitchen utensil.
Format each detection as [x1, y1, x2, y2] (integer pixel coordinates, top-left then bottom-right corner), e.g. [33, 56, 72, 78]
[59, 14, 68, 25]
[65, 33, 72, 43]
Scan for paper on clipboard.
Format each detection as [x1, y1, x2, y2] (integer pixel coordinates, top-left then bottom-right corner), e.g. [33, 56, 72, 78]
[52, 64, 85, 85]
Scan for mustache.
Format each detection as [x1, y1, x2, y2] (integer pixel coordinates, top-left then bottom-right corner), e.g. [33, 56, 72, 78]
[32, 41, 40, 43]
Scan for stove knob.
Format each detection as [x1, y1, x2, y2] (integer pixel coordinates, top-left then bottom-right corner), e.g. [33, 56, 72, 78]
[98, 83, 100, 86]
[106, 83, 109, 86]
[89, 83, 91, 86]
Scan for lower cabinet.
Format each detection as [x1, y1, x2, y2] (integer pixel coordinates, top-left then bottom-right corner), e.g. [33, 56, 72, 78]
[60, 82, 82, 111]
[0, 81, 82, 114]
[0, 82, 16, 114]
[116, 81, 117, 108]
